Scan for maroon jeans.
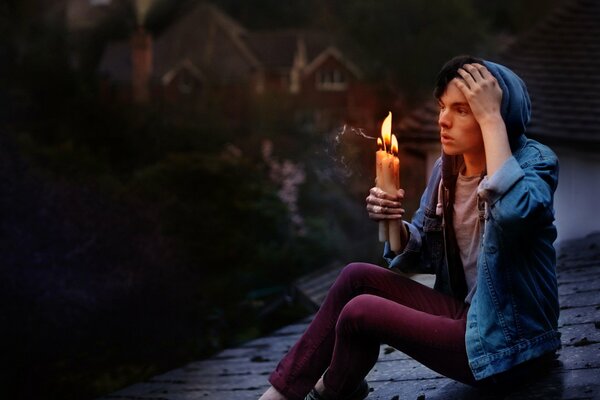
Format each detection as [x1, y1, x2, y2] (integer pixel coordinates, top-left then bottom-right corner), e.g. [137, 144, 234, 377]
[269, 263, 475, 399]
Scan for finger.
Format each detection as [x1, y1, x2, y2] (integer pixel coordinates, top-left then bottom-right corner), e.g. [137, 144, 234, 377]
[369, 205, 385, 214]
[369, 187, 397, 200]
[464, 63, 485, 80]
[452, 77, 470, 95]
[369, 211, 405, 220]
[473, 63, 494, 81]
[367, 196, 402, 211]
[368, 212, 405, 221]
[381, 208, 405, 218]
[367, 204, 404, 214]
[473, 65, 501, 94]
[456, 68, 476, 89]
[397, 188, 405, 199]
[367, 204, 387, 214]
[369, 187, 399, 201]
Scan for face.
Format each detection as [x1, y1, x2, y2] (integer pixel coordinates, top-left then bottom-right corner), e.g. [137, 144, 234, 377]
[437, 79, 485, 157]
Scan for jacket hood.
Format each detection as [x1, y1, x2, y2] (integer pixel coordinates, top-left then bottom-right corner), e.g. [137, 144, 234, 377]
[441, 60, 531, 184]
[483, 60, 531, 144]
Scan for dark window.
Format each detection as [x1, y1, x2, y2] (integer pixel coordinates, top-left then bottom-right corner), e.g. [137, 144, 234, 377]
[316, 69, 347, 91]
[177, 70, 200, 95]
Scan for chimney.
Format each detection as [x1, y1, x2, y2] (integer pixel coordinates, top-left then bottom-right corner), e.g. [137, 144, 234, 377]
[131, 27, 152, 103]
[290, 36, 307, 94]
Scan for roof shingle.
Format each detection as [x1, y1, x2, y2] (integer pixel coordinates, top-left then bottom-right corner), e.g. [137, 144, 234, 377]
[97, 233, 600, 399]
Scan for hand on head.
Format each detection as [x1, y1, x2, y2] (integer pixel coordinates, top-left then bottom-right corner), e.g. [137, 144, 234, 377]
[366, 187, 405, 221]
[454, 63, 503, 126]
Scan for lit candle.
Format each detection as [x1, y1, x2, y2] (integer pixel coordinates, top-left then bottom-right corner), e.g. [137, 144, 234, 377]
[376, 112, 392, 242]
[375, 112, 402, 251]
[375, 137, 388, 241]
[388, 134, 402, 252]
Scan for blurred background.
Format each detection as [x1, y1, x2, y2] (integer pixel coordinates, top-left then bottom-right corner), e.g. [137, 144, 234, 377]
[0, 0, 568, 398]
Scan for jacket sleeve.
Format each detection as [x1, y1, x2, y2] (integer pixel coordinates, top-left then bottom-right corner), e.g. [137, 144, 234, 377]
[477, 145, 559, 237]
[383, 158, 441, 273]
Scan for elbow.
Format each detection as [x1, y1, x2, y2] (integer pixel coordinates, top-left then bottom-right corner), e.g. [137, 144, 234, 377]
[490, 188, 554, 233]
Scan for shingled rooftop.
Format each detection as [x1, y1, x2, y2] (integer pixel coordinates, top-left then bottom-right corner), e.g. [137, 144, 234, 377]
[99, 233, 600, 399]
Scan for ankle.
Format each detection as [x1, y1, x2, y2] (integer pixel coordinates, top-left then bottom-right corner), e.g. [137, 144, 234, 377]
[314, 377, 326, 394]
[259, 386, 288, 400]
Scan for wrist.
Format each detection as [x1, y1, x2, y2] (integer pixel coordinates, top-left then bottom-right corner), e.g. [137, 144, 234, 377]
[477, 112, 505, 131]
[478, 113, 504, 131]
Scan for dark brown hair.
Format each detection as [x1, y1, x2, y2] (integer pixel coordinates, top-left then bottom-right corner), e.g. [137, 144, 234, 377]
[433, 55, 484, 99]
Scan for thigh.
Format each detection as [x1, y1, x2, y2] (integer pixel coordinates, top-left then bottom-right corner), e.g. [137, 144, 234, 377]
[338, 263, 467, 320]
[337, 293, 474, 385]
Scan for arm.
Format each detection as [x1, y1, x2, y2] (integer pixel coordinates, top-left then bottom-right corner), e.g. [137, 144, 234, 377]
[455, 63, 511, 177]
[478, 148, 558, 236]
[366, 159, 443, 273]
[455, 63, 558, 235]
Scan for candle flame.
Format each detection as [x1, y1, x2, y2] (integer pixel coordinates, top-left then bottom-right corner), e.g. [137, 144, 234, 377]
[381, 111, 392, 152]
[377, 137, 383, 150]
[391, 134, 399, 156]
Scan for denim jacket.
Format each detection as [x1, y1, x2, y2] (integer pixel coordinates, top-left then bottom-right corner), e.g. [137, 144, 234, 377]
[383, 61, 561, 380]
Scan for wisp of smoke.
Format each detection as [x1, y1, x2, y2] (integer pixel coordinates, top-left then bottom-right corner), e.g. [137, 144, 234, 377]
[315, 125, 376, 183]
[336, 124, 377, 142]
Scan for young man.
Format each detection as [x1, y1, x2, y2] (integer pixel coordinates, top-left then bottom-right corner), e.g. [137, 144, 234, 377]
[259, 56, 560, 400]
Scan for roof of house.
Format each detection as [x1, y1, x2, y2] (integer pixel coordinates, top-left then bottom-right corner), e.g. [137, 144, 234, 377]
[399, 0, 600, 147]
[98, 232, 600, 399]
[244, 30, 334, 70]
[99, 3, 261, 85]
[98, 3, 359, 86]
[152, 3, 261, 83]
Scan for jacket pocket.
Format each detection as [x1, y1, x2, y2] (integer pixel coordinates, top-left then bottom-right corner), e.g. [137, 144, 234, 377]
[423, 214, 442, 232]
[422, 215, 444, 270]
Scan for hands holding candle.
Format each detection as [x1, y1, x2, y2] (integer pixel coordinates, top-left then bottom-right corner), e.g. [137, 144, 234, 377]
[366, 111, 407, 252]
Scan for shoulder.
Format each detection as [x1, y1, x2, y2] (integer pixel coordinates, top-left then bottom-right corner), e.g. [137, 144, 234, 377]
[427, 157, 443, 185]
[514, 138, 558, 168]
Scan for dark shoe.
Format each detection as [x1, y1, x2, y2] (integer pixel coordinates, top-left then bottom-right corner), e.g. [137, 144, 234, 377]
[304, 379, 369, 400]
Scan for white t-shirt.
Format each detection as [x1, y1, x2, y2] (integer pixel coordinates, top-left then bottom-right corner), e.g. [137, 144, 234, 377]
[453, 173, 482, 303]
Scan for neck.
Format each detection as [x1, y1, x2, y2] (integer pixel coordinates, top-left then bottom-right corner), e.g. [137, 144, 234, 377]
[462, 152, 486, 177]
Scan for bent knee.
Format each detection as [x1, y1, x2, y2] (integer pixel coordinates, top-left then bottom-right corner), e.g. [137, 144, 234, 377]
[336, 294, 382, 334]
[338, 262, 379, 284]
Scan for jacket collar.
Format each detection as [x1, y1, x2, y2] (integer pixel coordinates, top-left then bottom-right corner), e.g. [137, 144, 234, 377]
[440, 133, 527, 190]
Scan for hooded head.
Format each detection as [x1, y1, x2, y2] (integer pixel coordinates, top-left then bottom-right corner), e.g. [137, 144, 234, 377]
[434, 55, 531, 147]
[434, 55, 532, 185]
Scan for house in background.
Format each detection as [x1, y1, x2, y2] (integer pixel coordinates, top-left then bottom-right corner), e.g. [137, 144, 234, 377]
[64, 0, 131, 71]
[397, 0, 600, 243]
[98, 3, 260, 110]
[244, 30, 377, 133]
[97, 2, 383, 133]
